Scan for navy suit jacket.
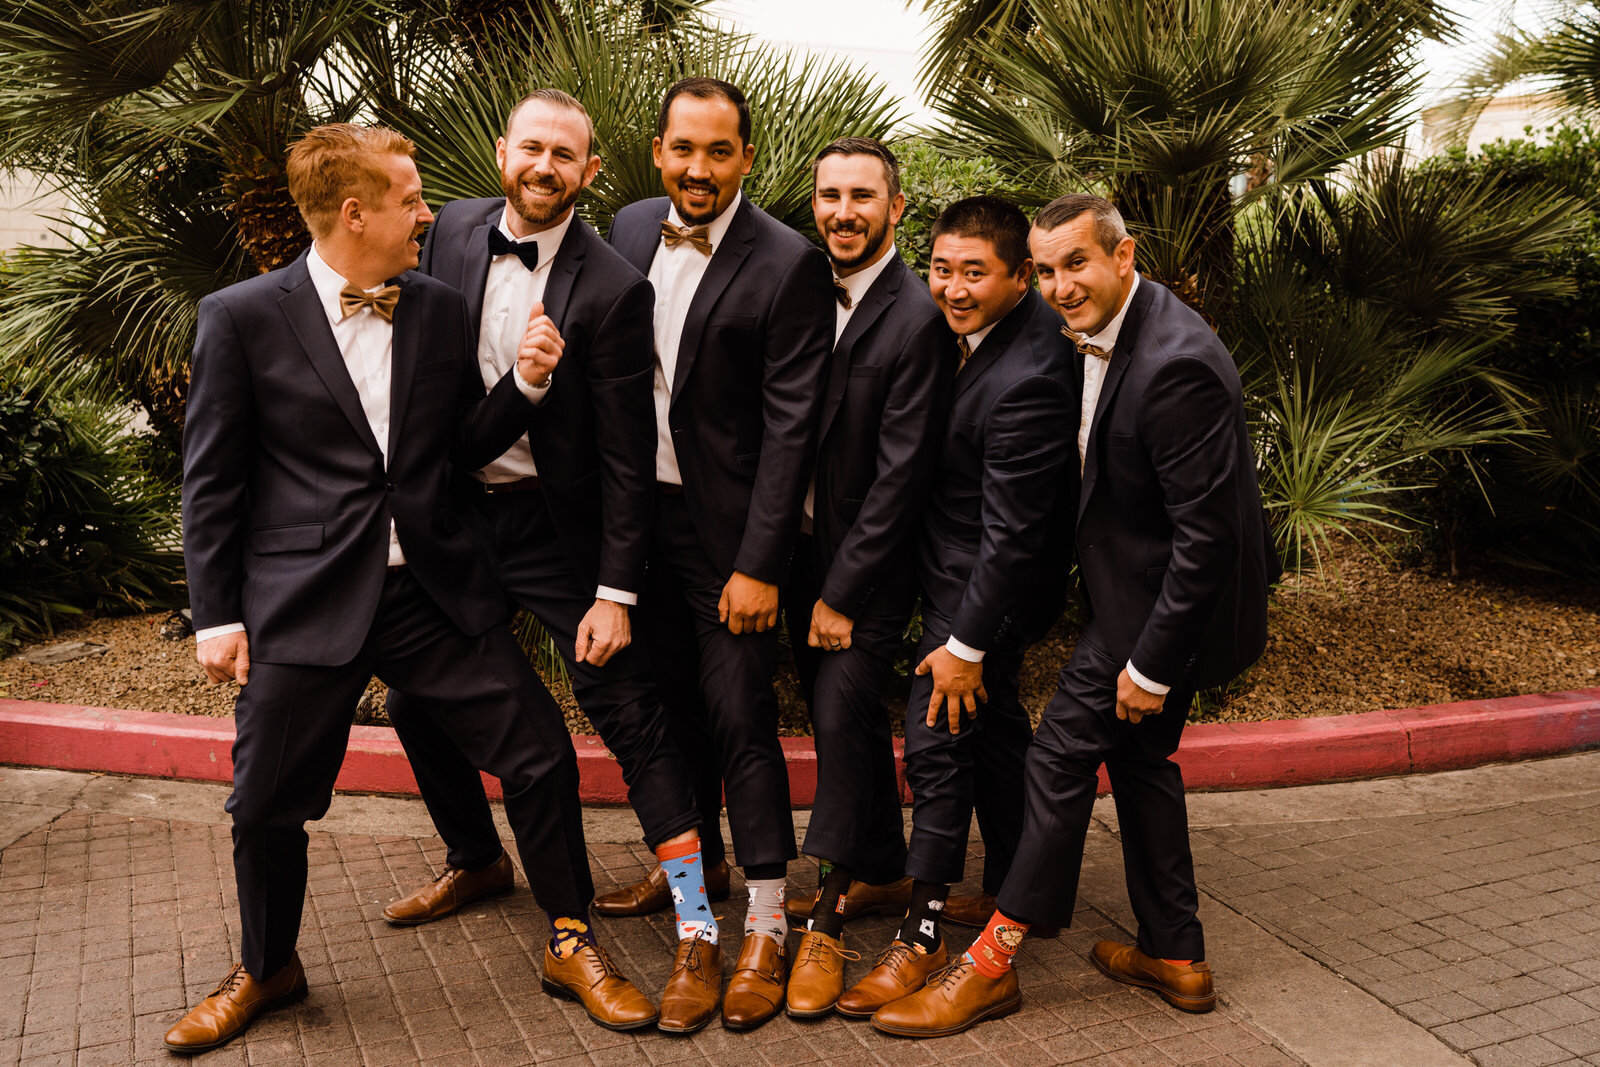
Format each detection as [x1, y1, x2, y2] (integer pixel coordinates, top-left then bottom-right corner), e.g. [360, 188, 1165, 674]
[610, 195, 833, 583]
[811, 252, 955, 620]
[182, 253, 530, 666]
[917, 288, 1077, 651]
[420, 198, 657, 593]
[1076, 275, 1279, 689]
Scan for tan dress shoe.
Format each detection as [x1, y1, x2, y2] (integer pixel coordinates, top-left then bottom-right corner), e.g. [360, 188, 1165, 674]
[785, 931, 859, 1018]
[540, 941, 658, 1031]
[658, 932, 723, 1034]
[836, 938, 948, 1018]
[783, 875, 913, 925]
[382, 850, 514, 925]
[942, 892, 1060, 938]
[870, 957, 1020, 1038]
[721, 933, 788, 1031]
[593, 858, 732, 917]
[163, 955, 307, 1052]
[1090, 940, 1215, 1013]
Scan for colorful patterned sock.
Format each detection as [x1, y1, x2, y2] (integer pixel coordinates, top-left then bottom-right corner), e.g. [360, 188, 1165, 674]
[742, 877, 787, 944]
[963, 910, 1029, 978]
[546, 911, 598, 960]
[1162, 959, 1194, 966]
[658, 838, 718, 944]
[896, 879, 949, 954]
[807, 863, 853, 939]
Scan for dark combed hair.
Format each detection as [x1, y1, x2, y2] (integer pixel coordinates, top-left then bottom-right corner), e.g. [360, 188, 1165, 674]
[657, 77, 751, 146]
[931, 195, 1031, 274]
[1033, 193, 1129, 255]
[811, 136, 900, 199]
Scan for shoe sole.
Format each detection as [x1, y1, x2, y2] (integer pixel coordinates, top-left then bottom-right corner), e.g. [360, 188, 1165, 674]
[785, 998, 839, 1020]
[161, 983, 308, 1052]
[539, 978, 659, 1031]
[870, 993, 1021, 1038]
[656, 1011, 718, 1035]
[382, 883, 514, 926]
[721, 1006, 783, 1032]
[1089, 954, 1215, 1013]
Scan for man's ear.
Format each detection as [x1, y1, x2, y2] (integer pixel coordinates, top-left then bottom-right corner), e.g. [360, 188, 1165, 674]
[339, 195, 363, 233]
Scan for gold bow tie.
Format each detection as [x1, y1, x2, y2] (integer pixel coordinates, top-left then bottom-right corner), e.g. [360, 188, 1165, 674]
[660, 219, 713, 255]
[1063, 326, 1110, 360]
[340, 282, 401, 323]
[833, 277, 853, 309]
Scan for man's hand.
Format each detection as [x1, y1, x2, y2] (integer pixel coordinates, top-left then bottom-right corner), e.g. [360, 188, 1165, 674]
[516, 301, 563, 388]
[576, 599, 631, 666]
[1116, 668, 1166, 724]
[718, 571, 779, 634]
[916, 646, 986, 735]
[197, 631, 250, 686]
[807, 599, 854, 651]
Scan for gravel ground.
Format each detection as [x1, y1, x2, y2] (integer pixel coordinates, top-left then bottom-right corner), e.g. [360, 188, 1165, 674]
[4, 539, 1596, 732]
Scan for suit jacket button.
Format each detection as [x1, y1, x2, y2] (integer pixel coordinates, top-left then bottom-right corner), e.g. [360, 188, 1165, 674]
[385, 481, 395, 492]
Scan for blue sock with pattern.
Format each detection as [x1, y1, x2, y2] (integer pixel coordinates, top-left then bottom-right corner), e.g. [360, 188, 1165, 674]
[659, 838, 718, 944]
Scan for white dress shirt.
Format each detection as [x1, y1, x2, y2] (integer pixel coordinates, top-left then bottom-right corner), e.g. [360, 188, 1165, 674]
[647, 192, 743, 485]
[941, 319, 1001, 665]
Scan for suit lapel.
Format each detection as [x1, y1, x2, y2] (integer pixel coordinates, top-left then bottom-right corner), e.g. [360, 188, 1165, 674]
[1078, 276, 1152, 518]
[461, 204, 499, 336]
[279, 259, 383, 458]
[952, 289, 1034, 402]
[542, 216, 589, 335]
[672, 199, 755, 400]
[387, 273, 420, 459]
[618, 200, 669, 276]
[819, 255, 903, 442]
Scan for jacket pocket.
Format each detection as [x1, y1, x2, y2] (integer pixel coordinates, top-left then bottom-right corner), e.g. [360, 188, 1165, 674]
[249, 523, 324, 554]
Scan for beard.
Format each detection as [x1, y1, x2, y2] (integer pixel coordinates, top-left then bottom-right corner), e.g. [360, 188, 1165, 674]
[502, 170, 576, 228]
[672, 178, 721, 224]
[827, 217, 890, 273]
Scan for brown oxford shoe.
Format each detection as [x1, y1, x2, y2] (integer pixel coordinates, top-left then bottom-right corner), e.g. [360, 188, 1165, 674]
[941, 893, 1059, 938]
[721, 933, 788, 1031]
[871, 957, 1020, 1038]
[593, 858, 732, 917]
[784, 875, 913, 925]
[658, 932, 723, 1034]
[382, 850, 514, 926]
[1090, 940, 1215, 1013]
[836, 938, 948, 1018]
[540, 940, 658, 1031]
[163, 955, 307, 1052]
[785, 931, 859, 1018]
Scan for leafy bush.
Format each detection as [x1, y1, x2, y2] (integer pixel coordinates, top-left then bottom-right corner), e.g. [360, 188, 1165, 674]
[893, 139, 1007, 276]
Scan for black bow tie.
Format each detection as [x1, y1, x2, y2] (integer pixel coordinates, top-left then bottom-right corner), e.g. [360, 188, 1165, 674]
[487, 227, 540, 271]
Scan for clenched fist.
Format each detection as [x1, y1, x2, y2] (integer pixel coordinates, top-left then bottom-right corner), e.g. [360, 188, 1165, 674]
[517, 300, 563, 388]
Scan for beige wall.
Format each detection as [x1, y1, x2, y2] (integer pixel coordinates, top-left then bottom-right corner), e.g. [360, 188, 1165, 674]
[0, 172, 70, 251]
[1418, 91, 1562, 156]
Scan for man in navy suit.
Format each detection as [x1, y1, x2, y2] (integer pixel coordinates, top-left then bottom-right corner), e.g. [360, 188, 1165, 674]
[377, 90, 717, 1026]
[875, 194, 1277, 1037]
[779, 137, 954, 1019]
[605, 77, 834, 1033]
[844, 196, 1077, 1027]
[167, 124, 653, 1052]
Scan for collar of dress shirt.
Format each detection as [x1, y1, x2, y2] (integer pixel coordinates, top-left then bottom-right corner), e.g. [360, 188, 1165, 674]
[663, 190, 742, 255]
[837, 245, 896, 308]
[964, 319, 999, 356]
[307, 242, 386, 328]
[1080, 271, 1141, 353]
[497, 204, 574, 270]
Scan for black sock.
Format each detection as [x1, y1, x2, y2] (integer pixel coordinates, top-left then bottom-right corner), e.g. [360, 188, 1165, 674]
[897, 879, 949, 953]
[808, 864, 854, 939]
[743, 861, 786, 881]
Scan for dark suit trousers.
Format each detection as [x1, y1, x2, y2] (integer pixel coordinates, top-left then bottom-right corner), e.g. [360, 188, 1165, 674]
[227, 569, 590, 980]
[997, 633, 1204, 960]
[639, 493, 796, 870]
[901, 611, 1031, 893]
[385, 491, 701, 860]
[783, 535, 908, 886]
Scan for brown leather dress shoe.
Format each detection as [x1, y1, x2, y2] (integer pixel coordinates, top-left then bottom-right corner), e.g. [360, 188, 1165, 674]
[783, 875, 914, 925]
[658, 933, 723, 1034]
[785, 931, 859, 1018]
[382, 850, 514, 925]
[593, 858, 732, 917]
[721, 933, 788, 1031]
[163, 955, 307, 1052]
[941, 893, 1059, 938]
[836, 938, 948, 1018]
[871, 957, 1020, 1038]
[1090, 940, 1215, 1013]
[540, 940, 658, 1031]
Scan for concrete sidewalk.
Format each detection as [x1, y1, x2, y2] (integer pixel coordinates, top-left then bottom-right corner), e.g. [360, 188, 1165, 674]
[1, 753, 1596, 1065]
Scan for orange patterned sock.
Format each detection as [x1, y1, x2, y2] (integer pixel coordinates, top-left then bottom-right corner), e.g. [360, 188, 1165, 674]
[963, 910, 1029, 978]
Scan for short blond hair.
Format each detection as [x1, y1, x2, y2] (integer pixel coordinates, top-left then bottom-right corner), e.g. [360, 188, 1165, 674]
[286, 124, 417, 239]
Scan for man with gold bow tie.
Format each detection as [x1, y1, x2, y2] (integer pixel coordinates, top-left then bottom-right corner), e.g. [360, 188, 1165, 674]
[170, 123, 613, 1051]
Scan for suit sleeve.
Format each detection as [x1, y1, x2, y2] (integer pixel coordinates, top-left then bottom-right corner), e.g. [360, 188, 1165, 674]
[1128, 356, 1246, 685]
[732, 246, 834, 583]
[819, 315, 953, 618]
[584, 275, 658, 593]
[950, 372, 1076, 651]
[181, 295, 256, 632]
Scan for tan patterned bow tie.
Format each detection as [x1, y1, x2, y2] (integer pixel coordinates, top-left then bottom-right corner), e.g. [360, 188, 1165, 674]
[957, 335, 972, 373]
[660, 220, 713, 255]
[340, 282, 401, 323]
[1063, 325, 1110, 360]
[833, 278, 853, 309]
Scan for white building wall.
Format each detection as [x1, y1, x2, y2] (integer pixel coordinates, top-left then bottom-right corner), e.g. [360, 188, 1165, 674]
[0, 172, 70, 251]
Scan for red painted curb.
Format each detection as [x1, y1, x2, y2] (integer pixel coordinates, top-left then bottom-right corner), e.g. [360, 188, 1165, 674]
[2, 689, 1598, 805]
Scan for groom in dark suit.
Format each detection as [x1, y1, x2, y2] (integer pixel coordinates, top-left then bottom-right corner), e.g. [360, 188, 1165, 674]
[874, 193, 1278, 1038]
[167, 123, 652, 1052]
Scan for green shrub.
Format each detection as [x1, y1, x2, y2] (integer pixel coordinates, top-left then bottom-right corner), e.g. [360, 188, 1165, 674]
[894, 139, 1007, 277]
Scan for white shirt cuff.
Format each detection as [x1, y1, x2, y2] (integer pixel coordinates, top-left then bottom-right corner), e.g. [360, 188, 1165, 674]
[945, 636, 985, 663]
[1126, 660, 1170, 695]
[513, 367, 553, 404]
[595, 586, 637, 607]
[195, 622, 246, 643]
